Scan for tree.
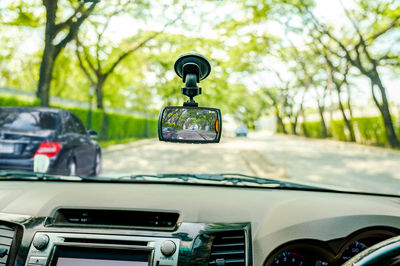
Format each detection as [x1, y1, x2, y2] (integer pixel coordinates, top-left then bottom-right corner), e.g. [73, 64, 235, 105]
[37, 0, 98, 106]
[270, 70, 303, 135]
[320, 49, 355, 141]
[76, 23, 181, 110]
[272, 45, 318, 136]
[73, 1, 185, 138]
[262, 87, 287, 134]
[315, 81, 330, 138]
[75, 0, 188, 109]
[0, 1, 44, 91]
[284, 49, 312, 136]
[299, 0, 400, 147]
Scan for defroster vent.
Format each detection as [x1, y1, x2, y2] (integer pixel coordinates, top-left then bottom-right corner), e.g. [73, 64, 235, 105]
[50, 208, 180, 230]
[0, 224, 15, 265]
[208, 230, 246, 266]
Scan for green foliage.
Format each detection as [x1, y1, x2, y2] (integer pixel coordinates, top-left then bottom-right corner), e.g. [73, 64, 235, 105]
[330, 120, 348, 141]
[0, 0, 44, 27]
[144, 32, 259, 120]
[51, 50, 90, 101]
[296, 116, 400, 147]
[300, 121, 324, 138]
[0, 94, 39, 106]
[396, 115, 400, 137]
[276, 123, 286, 134]
[0, 94, 157, 141]
[105, 113, 156, 140]
[352, 117, 388, 146]
[2, 0, 399, 141]
[232, 89, 268, 129]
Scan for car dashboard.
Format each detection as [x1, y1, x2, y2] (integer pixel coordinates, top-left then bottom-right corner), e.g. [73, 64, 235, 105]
[0, 181, 399, 266]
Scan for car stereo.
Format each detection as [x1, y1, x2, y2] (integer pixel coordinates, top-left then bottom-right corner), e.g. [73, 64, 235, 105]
[25, 232, 180, 266]
[49, 245, 151, 266]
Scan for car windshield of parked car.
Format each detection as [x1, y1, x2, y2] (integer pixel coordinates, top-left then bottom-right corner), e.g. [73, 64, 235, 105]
[0, 0, 399, 197]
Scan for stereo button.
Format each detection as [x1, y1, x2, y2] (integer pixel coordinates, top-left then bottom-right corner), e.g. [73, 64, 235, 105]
[160, 240, 176, 257]
[28, 256, 47, 265]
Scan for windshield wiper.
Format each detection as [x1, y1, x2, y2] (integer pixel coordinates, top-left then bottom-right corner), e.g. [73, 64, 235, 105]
[0, 170, 96, 181]
[0, 170, 332, 191]
[118, 173, 330, 190]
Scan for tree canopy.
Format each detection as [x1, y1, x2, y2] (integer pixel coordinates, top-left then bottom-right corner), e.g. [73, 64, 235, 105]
[0, 0, 399, 146]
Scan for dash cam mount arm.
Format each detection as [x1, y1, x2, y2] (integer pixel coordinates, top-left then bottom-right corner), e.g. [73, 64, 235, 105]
[174, 53, 211, 107]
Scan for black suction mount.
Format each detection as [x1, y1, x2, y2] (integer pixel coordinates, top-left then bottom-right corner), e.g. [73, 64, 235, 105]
[174, 53, 211, 106]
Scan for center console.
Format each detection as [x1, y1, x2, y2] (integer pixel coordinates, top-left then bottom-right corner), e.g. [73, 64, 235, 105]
[25, 232, 180, 266]
[0, 209, 250, 266]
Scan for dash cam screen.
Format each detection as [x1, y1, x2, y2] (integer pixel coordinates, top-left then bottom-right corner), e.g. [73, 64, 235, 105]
[56, 257, 148, 266]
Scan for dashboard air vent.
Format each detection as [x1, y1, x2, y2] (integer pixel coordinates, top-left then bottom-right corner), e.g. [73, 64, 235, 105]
[208, 230, 246, 266]
[50, 208, 180, 230]
[0, 224, 15, 265]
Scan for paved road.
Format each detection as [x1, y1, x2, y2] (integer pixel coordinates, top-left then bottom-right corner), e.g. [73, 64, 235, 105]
[176, 130, 217, 141]
[103, 132, 400, 195]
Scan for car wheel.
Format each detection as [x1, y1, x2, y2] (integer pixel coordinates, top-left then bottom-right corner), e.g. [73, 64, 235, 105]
[93, 151, 102, 177]
[67, 159, 77, 176]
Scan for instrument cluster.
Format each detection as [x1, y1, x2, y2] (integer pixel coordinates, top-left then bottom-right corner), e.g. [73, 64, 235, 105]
[264, 228, 398, 266]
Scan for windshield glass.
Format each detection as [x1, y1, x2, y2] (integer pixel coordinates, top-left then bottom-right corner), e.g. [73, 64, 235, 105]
[0, 0, 399, 196]
[0, 110, 58, 131]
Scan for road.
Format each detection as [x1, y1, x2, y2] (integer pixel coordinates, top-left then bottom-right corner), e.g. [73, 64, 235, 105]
[103, 132, 400, 195]
[176, 129, 217, 141]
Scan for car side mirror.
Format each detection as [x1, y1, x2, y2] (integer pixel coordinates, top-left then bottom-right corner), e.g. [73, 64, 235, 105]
[87, 129, 98, 139]
[158, 106, 222, 143]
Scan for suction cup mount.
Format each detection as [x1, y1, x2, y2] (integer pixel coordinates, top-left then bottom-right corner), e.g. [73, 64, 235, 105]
[174, 53, 211, 106]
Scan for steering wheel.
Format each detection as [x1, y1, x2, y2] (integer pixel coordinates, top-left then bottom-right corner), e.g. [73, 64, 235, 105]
[343, 236, 400, 266]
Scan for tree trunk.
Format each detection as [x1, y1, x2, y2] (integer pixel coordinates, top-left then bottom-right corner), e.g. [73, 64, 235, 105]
[37, 46, 56, 106]
[94, 77, 107, 140]
[371, 74, 400, 148]
[317, 103, 328, 138]
[290, 114, 299, 135]
[95, 77, 105, 109]
[37, 0, 57, 107]
[379, 103, 399, 147]
[301, 120, 309, 138]
[100, 111, 108, 140]
[290, 122, 297, 135]
[275, 107, 287, 134]
[336, 88, 355, 141]
[37, 1, 96, 106]
[346, 85, 354, 119]
[301, 114, 309, 137]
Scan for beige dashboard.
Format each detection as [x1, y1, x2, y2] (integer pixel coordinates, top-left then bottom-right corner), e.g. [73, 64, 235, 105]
[0, 180, 399, 265]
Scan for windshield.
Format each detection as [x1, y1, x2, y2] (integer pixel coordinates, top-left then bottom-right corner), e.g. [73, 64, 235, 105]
[0, 0, 399, 196]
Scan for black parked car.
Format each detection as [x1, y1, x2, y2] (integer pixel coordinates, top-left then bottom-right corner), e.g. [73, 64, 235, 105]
[0, 107, 101, 176]
[162, 127, 178, 140]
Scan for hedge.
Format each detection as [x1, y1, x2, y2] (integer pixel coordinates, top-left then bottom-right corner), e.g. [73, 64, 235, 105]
[300, 121, 325, 139]
[0, 95, 40, 106]
[0, 94, 157, 141]
[297, 116, 400, 147]
[330, 120, 348, 141]
[352, 117, 388, 145]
